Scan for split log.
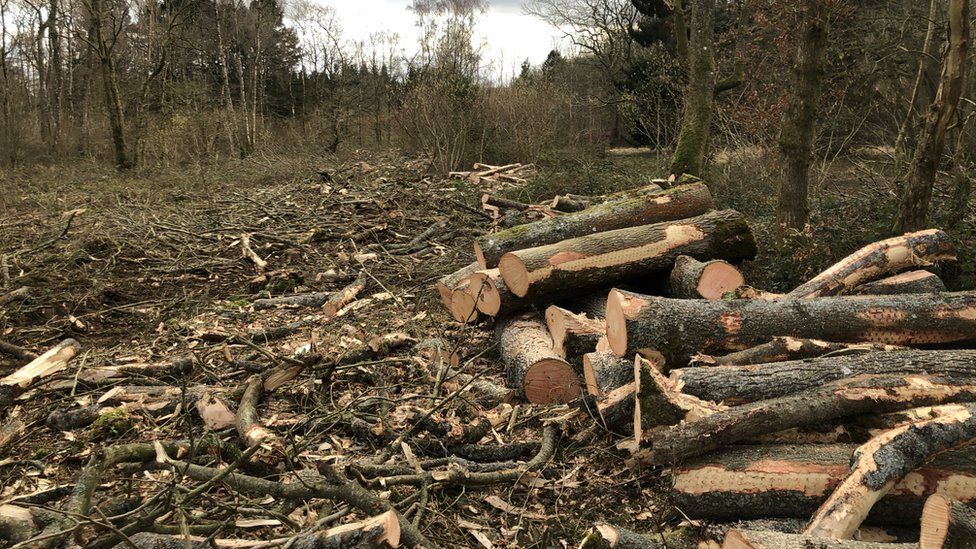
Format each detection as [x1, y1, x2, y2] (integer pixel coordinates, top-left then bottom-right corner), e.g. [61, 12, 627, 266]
[240, 233, 267, 272]
[854, 269, 947, 295]
[475, 182, 715, 268]
[669, 255, 744, 299]
[806, 403, 976, 539]
[546, 306, 605, 359]
[1, 339, 80, 389]
[578, 523, 664, 548]
[499, 209, 756, 303]
[293, 510, 400, 549]
[495, 313, 580, 404]
[635, 374, 976, 465]
[323, 272, 367, 318]
[253, 292, 329, 310]
[606, 290, 976, 366]
[722, 530, 914, 549]
[920, 494, 976, 549]
[632, 356, 722, 436]
[670, 443, 976, 525]
[468, 268, 522, 317]
[673, 349, 976, 405]
[784, 229, 955, 299]
[692, 337, 906, 367]
[583, 352, 632, 396]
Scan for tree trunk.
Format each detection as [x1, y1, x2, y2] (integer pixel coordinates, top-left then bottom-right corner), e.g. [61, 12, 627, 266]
[636, 375, 976, 465]
[670, 0, 716, 177]
[920, 494, 976, 549]
[674, 349, 976, 405]
[784, 229, 955, 299]
[894, 0, 970, 233]
[88, 0, 131, 169]
[691, 337, 906, 367]
[853, 269, 946, 295]
[498, 210, 756, 304]
[474, 183, 714, 269]
[668, 255, 744, 299]
[545, 305, 605, 359]
[724, 530, 914, 549]
[606, 290, 976, 366]
[806, 403, 976, 539]
[894, 0, 940, 164]
[670, 443, 976, 525]
[495, 313, 580, 404]
[776, 0, 829, 231]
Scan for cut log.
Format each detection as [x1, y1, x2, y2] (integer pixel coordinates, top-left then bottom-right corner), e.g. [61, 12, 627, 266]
[436, 262, 480, 310]
[691, 337, 907, 367]
[606, 290, 976, 366]
[323, 272, 367, 318]
[237, 375, 275, 447]
[723, 530, 915, 549]
[499, 209, 756, 303]
[546, 305, 605, 359]
[253, 292, 329, 310]
[449, 277, 479, 324]
[920, 494, 976, 549]
[673, 349, 976, 405]
[495, 313, 580, 404]
[784, 229, 955, 299]
[636, 374, 976, 465]
[670, 443, 976, 525]
[551, 185, 665, 214]
[854, 269, 947, 296]
[806, 402, 976, 539]
[583, 352, 632, 396]
[474, 182, 715, 268]
[633, 356, 723, 438]
[482, 194, 531, 211]
[669, 255, 744, 299]
[293, 510, 400, 549]
[468, 268, 522, 317]
[578, 523, 664, 548]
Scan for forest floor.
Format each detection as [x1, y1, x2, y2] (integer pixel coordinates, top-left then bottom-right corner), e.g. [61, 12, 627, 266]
[0, 147, 972, 548]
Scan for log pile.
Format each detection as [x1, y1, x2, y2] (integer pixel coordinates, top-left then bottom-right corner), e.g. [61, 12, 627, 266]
[434, 186, 974, 545]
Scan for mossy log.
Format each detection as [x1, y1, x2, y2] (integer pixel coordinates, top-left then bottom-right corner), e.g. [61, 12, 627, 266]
[635, 374, 976, 465]
[806, 403, 976, 539]
[672, 349, 976, 405]
[495, 313, 580, 404]
[692, 337, 906, 367]
[722, 530, 915, 549]
[551, 185, 665, 214]
[499, 210, 756, 304]
[784, 229, 955, 299]
[606, 289, 976, 367]
[920, 494, 976, 549]
[669, 255, 744, 299]
[854, 269, 947, 295]
[669, 443, 976, 525]
[475, 183, 714, 268]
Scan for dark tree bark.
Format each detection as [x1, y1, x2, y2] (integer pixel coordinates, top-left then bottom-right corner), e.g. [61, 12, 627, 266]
[670, 0, 716, 177]
[691, 337, 906, 367]
[853, 270, 946, 295]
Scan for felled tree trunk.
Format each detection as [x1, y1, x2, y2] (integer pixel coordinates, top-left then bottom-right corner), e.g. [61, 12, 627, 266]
[323, 272, 367, 318]
[499, 210, 756, 304]
[474, 183, 714, 268]
[495, 313, 580, 404]
[606, 290, 976, 366]
[669, 443, 976, 525]
[806, 403, 976, 539]
[550, 184, 665, 213]
[784, 229, 955, 299]
[673, 349, 976, 405]
[723, 530, 914, 549]
[853, 270, 946, 295]
[636, 375, 976, 465]
[467, 268, 522, 317]
[546, 306, 605, 359]
[920, 494, 976, 549]
[669, 255, 744, 299]
[292, 510, 400, 549]
[583, 352, 632, 397]
[435, 261, 480, 311]
[692, 337, 906, 367]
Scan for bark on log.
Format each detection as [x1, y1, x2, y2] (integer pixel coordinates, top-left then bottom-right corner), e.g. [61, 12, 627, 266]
[854, 270, 947, 296]
[921, 494, 976, 549]
[806, 403, 976, 539]
[783, 230, 955, 299]
[546, 305, 605, 359]
[583, 352, 633, 396]
[606, 290, 976, 366]
[590, 381, 635, 433]
[323, 272, 367, 318]
[293, 510, 400, 548]
[468, 268, 522, 317]
[578, 523, 664, 548]
[237, 374, 275, 447]
[483, 194, 531, 211]
[475, 182, 715, 268]
[253, 292, 329, 310]
[669, 255, 744, 299]
[499, 209, 756, 304]
[670, 443, 976, 525]
[673, 349, 976, 405]
[495, 313, 580, 404]
[636, 374, 976, 465]
[551, 185, 665, 213]
[436, 261, 480, 310]
[723, 530, 914, 549]
[691, 337, 906, 367]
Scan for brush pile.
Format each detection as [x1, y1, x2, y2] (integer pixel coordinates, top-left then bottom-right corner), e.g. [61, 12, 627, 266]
[438, 177, 976, 548]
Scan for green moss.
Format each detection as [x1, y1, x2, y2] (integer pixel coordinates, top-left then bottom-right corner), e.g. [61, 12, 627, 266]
[91, 408, 135, 439]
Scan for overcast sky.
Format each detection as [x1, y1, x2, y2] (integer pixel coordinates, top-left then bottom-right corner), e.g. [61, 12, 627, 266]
[326, 0, 566, 78]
